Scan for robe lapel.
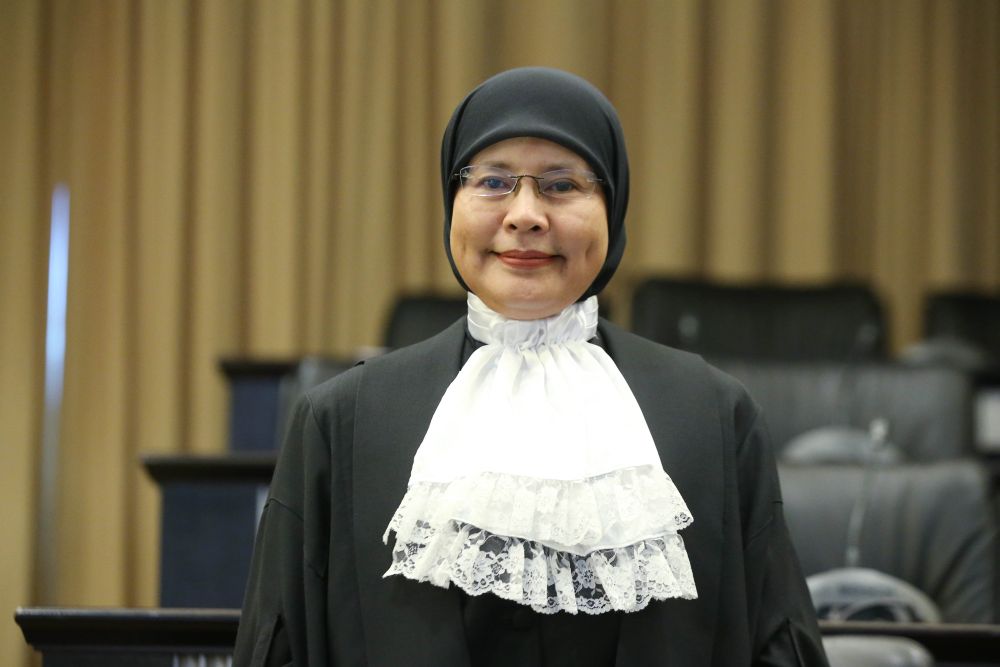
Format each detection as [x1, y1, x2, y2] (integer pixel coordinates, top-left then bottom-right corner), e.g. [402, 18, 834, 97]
[600, 321, 726, 664]
[352, 319, 472, 667]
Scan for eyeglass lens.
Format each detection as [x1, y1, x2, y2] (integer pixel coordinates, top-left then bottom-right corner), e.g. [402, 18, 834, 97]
[458, 166, 600, 199]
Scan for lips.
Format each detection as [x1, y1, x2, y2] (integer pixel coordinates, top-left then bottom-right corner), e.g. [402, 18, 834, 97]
[496, 249, 556, 268]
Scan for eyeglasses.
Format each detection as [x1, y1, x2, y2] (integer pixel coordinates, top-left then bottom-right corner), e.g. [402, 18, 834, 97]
[455, 165, 603, 200]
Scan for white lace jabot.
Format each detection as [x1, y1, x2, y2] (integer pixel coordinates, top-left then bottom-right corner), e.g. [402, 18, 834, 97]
[383, 293, 697, 614]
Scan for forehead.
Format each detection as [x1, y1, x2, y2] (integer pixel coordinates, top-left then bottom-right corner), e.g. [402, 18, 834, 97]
[470, 137, 592, 171]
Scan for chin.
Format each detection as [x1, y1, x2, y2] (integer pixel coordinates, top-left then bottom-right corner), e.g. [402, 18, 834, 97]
[497, 298, 566, 321]
[472, 278, 579, 320]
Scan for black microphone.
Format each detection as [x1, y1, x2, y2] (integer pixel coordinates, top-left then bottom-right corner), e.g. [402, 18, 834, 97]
[677, 312, 700, 349]
[845, 418, 889, 567]
[832, 321, 881, 427]
[804, 417, 942, 622]
[782, 318, 900, 465]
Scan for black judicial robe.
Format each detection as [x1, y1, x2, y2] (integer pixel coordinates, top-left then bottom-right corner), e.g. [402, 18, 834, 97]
[233, 319, 829, 666]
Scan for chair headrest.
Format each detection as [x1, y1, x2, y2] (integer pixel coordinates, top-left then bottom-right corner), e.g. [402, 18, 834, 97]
[782, 426, 904, 465]
[901, 336, 992, 370]
[808, 567, 942, 623]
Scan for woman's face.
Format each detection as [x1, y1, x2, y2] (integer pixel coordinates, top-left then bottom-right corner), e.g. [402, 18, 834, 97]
[449, 137, 608, 320]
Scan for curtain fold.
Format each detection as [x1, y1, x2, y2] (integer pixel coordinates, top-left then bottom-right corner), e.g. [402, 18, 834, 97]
[55, 0, 133, 608]
[0, 5, 45, 667]
[2, 2, 997, 665]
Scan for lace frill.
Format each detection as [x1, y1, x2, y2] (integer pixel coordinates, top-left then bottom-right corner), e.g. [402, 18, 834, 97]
[383, 466, 697, 614]
[383, 294, 698, 614]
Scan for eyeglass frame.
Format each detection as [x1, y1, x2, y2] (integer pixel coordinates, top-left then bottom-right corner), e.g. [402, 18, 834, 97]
[453, 165, 605, 200]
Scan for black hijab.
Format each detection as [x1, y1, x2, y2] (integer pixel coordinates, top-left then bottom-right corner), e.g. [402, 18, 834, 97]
[440, 67, 629, 301]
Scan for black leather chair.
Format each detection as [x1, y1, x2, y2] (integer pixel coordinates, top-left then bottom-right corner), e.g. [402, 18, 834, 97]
[631, 278, 886, 361]
[779, 459, 998, 624]
[383, 294, 467, 349]
[713, 359, 975, 462]
[923, 290, 1000, 361]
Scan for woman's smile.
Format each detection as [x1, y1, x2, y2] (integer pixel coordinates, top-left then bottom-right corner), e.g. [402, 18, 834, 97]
[496, 249, 559, 269]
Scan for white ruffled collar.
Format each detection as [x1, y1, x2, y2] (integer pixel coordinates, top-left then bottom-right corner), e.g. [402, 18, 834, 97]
[466, 292, 599, 348]
[383, 294, 697, 614]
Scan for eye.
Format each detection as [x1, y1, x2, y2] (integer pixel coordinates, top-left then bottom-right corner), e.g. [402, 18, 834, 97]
[463, 167, 515, 195]
[480, 176, 510, 191]
[544, 178, 580, 194]
[539, 170, 590, 197]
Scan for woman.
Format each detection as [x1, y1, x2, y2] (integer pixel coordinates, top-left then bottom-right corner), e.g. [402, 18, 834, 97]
[234, 67, 828, 666]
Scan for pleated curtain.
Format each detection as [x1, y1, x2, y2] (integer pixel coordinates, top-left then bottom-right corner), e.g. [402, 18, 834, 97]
[1, 1, 997, 665]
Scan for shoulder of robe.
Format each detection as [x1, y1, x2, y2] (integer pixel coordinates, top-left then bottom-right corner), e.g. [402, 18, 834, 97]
[299, 363, 366, 426]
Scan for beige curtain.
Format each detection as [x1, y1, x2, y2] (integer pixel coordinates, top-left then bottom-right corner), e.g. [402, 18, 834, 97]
[1, 1, 997, 664]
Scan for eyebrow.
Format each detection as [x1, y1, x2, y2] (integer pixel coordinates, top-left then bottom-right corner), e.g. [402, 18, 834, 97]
[474, 160, 582, 172]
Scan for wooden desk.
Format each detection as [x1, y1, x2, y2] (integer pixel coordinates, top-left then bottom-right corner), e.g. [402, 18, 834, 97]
[143, 453, 277, 608]
[16, 608, 1000, 666]
[220, 356, 354, 451]
[821, 620, 1000, 665]
[220, 359, 298, 452]
[15, 607, 239, 666]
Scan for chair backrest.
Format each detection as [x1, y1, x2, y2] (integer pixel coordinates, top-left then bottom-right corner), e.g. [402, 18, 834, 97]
[779, 460, 998, 624]
[925, 291, 1000, 359]
[714, 359, 975, 462]
[631, 278, 886, 361]
[383, 294, 467, 349]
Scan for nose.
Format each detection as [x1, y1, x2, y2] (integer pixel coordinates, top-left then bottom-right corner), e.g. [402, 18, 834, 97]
[503, 180, 549, 232]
